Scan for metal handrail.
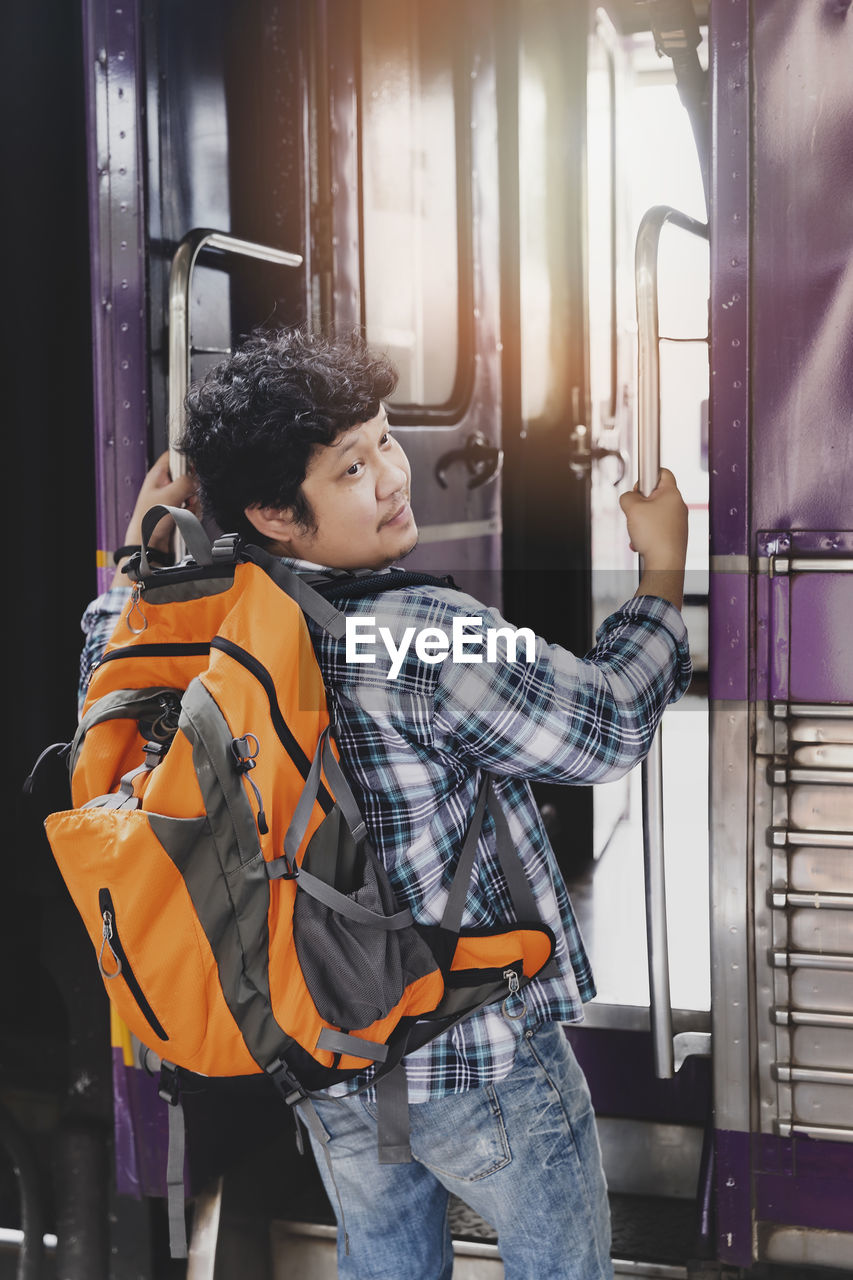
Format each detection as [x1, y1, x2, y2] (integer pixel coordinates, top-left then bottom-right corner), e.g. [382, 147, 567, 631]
[771, 949, 853, 971]
[771, 555, 853, 574]
[771, 891, 853, 912]
[167, 229, 304, 479]
[773, 1008, 853, 1030]
[771, 828, 853, 849]
[0, 1099, 46, 1280]
[776, 1121, 853, 1144]
[634, 204, 709, 1078]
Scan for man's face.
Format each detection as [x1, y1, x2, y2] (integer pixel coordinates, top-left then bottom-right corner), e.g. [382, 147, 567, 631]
[248, 408, 418, 570]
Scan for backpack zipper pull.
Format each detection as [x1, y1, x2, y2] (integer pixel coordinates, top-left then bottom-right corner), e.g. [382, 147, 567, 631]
[99, 910, 123, 979]
[231, 734, 269, 835]
[125, 581, 148, 634]
[502, 967, 526, 1021]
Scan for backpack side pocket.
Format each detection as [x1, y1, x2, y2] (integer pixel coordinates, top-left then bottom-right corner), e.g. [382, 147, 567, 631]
[292, 808, 438, 1029]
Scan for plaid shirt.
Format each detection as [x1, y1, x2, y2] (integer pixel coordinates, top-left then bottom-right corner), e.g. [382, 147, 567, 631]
[79, 568, 691, 1102]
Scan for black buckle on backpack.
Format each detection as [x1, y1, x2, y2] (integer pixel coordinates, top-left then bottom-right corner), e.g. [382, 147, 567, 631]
[265, 1057, 307, 1107]
[158, 1063, 181, 1107]
[143, 740, 165, 769]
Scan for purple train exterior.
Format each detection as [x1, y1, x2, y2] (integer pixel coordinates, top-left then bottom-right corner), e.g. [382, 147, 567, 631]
[708, 2, 853, 1269]
[54, 0, 853, 1273]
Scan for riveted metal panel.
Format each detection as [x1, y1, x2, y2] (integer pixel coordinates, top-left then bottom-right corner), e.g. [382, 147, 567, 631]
[711, 0, 853, 1262]
[83, 0, 150, 591]
[751, 6, 853, 538]
[708, 10, 754, 1259]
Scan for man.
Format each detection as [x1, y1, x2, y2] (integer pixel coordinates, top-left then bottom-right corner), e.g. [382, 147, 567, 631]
[82, 328, 691, 1280]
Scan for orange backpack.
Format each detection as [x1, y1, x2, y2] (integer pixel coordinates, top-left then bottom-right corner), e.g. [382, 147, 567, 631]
[37, 506, 555, 1254]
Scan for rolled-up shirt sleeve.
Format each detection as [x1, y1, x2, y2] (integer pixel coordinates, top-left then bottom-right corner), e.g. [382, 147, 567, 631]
[78, 587, 131, 716]
[432, 593, 692, 784]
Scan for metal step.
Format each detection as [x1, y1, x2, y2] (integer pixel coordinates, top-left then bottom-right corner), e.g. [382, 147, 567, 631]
[269, 1192, 697, 1279]
[270, 1221, 502, 1279]
[269, 1219, 689, 1279]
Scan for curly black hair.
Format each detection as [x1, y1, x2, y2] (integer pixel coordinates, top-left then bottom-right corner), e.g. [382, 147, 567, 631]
[181, 327, 398, 541]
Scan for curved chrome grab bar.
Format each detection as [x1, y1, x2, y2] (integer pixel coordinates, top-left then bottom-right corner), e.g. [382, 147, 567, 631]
[167, 229, 303, 480]
[634, 205, 709, 1078]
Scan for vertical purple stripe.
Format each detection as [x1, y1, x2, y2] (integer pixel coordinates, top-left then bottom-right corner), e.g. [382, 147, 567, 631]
[113, 1055, 185, 1200]
[709, 8, 754, 1261]
[715, 1129, 754, 1268]
[129, 1067, 174, 1199]
[82, 0, 150, 594]
[708, 0, 750, 559]
[111, 1047, 141, 1197]
[82, 1, 110, 588]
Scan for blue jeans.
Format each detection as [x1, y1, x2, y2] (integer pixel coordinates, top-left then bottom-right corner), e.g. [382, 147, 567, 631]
[306, 1022, 613, 1279]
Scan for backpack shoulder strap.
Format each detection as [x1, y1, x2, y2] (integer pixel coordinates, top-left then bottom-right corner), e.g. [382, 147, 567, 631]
[242, 543, 347, 639]
[313, 568, 457, 604]
[440, 776, 540, 933]
[241, 548, 455, 632]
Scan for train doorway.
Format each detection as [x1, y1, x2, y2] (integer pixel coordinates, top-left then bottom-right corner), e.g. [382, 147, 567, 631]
[581, 12, 711, 1022]
[548, 12, 714, 1256]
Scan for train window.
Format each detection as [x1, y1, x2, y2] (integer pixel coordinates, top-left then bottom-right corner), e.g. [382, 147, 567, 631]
[518, 4, 587, 431]
[518, 26, 576, 427]
[518, 56, 550, 425]
[360, 0, 469, 413]
[587, 29, 617, 436]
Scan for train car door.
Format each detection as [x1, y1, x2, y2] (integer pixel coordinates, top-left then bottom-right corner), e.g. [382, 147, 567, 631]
[326, 0, 718, 1264]
[320, 0, 601, 861]
[502, 0, 598, 865]
[561, 5, 715, 1266]
[317, 0, 509, 613]
[580, 7, 712, 1026]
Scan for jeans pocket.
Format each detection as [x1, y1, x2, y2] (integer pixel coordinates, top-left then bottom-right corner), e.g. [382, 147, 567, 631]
[409, 1086, 512, 1182]
[309, 1094, 379, 1160]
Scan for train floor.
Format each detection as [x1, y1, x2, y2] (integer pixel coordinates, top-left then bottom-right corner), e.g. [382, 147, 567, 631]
[0, 1171, 703, 1279]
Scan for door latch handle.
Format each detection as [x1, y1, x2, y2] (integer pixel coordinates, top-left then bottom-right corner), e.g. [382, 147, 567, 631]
[567, 425, 627, 485]
[435, 433, 504, 490]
